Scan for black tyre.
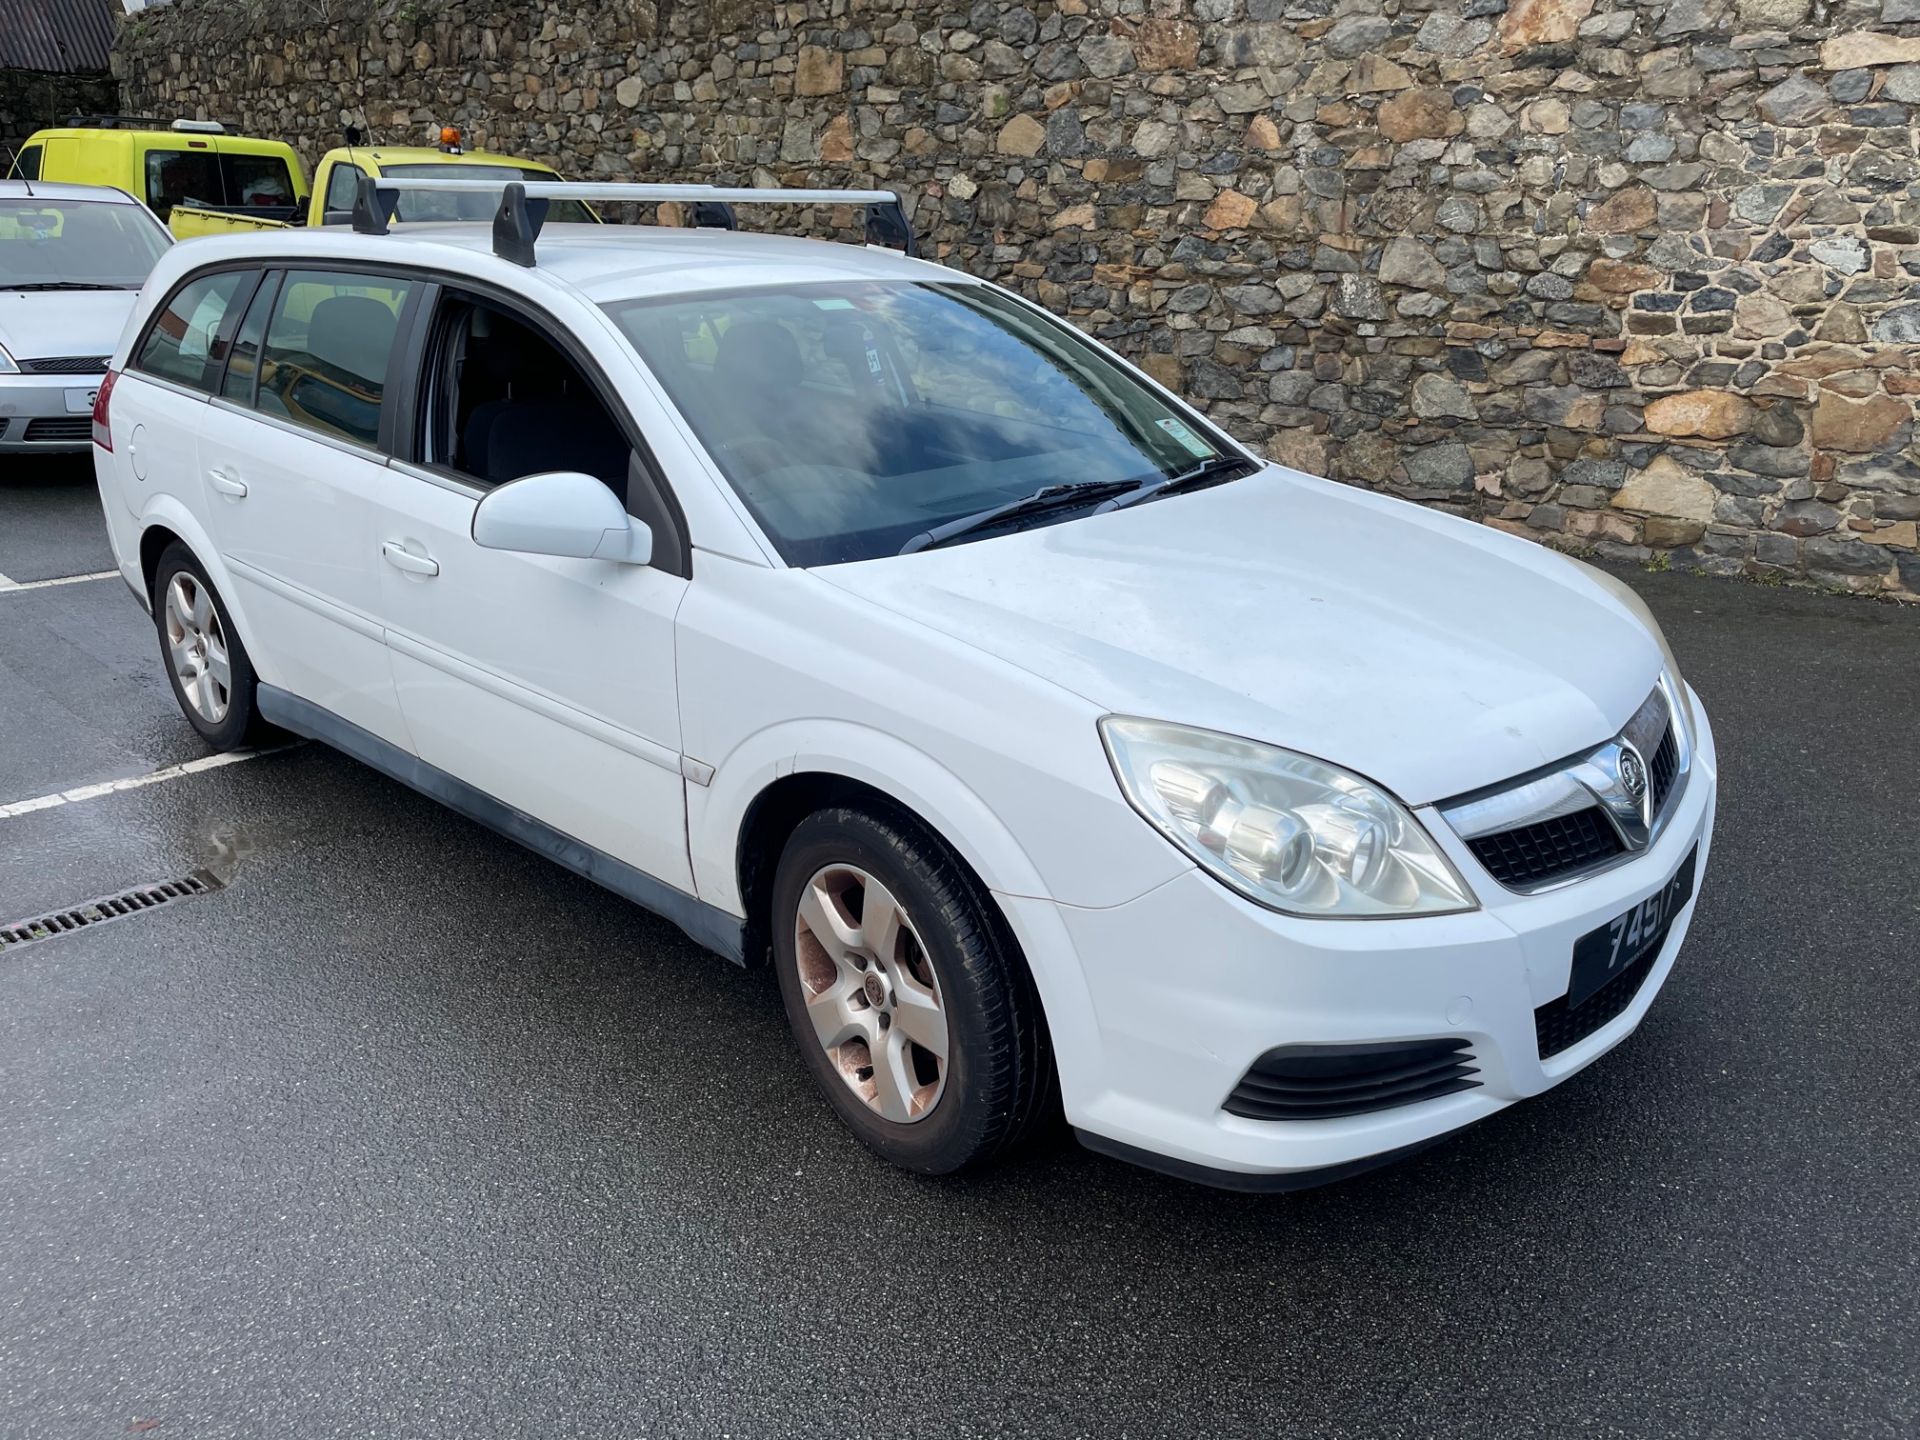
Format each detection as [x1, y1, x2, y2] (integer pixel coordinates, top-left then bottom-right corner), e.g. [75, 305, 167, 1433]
[772, 804, 1053, 1174]
[151, 542, 273, 749]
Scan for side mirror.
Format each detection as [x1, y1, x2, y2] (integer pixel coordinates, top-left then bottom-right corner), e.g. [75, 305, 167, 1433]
[471, 470, 653, 565]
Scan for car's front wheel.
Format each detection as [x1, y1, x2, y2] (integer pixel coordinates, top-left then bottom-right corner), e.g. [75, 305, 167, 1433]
[152, 542, 271, 750]
[771, 805, 1052, 1174]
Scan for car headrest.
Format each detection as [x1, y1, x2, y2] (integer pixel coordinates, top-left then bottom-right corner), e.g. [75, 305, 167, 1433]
[821, 315, 890, 393]
[306, 296, 398, 385]
[713, 319, 803, 395]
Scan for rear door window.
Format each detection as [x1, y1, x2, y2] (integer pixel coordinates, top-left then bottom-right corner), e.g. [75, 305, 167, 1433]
[133, 269, 252, 391]
[219, 152, 297, 211]
[144, 147, 223, 220]
[11, 145, 40, 181]
[256, 269, 413, 447]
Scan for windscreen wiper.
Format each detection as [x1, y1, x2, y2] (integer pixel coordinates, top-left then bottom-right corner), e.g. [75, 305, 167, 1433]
[0, 281, 132, 291]
[1097, 455, 1260, 513]
[898, 479, 1144, 555]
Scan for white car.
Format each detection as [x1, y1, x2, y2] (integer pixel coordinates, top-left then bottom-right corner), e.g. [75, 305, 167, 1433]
[1, 180, 170, 454]
[91, 180, 1717, 1189]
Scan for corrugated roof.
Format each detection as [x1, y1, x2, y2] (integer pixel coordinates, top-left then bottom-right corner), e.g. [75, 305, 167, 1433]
[0, 0, 117, 74]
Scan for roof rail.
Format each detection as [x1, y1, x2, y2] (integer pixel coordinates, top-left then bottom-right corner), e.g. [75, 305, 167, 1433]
[350, 175, 917, 267]
[62, 114, 196, 131]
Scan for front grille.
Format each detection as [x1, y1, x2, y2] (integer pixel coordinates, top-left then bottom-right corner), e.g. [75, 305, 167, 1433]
[1470, 807, 1624, 888]
[1448, 685, 1686, 892]
[22, 417, 91, 442]
[1535, 939, 1660, 1059]
[1224, 1038, 1481, 1121]
[1648, 724, 1678, 813]
[20, 355, 109, 374]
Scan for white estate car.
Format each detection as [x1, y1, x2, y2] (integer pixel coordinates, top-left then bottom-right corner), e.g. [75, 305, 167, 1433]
[2, 180, 170, 454]
[92, 181, 1717, 1190]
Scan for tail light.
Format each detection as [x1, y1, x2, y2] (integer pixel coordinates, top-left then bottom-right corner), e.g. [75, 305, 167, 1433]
[91, 369, 119, 451]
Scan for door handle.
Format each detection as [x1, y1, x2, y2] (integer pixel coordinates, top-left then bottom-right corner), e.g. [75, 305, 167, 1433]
[207, 467, 248, 498]
[381, 541, 440, 577]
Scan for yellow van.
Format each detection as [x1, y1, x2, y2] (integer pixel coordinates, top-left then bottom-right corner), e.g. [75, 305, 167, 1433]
[164, 128, 599, 237]
[9, 116, 309, 233]
[162, 127, 597, 237]
[303, 129, 597, 227]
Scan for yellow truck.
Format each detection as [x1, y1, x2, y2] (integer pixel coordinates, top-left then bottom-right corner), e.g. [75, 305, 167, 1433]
[8, 120, 591, 238]
[9, 116, 309, 233]
[170, 127, 597, 236]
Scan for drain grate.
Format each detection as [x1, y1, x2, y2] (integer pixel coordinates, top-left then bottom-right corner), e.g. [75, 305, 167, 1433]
[1, 870, 223, 951]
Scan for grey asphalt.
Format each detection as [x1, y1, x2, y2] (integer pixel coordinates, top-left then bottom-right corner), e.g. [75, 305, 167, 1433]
[2, 460, 1916, 1439]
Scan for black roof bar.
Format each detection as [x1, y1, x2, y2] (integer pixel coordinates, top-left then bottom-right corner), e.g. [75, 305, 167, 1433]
[349, 177, 916, 266]
[686, 200, 737, 231]
[65, 114, 167, 129]
[351, 173, 402, 237]
[64, 114, 225, 132]
[492, 182, 547, 265]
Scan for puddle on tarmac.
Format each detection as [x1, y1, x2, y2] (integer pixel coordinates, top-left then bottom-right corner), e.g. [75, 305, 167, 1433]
[193, 821, 260, 880]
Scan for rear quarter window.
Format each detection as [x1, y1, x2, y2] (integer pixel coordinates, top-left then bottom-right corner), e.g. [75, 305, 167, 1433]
[133, 269, 253, 391]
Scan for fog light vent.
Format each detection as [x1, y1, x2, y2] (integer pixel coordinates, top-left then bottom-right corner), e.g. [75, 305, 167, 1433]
[1224, 1038, 1482, 1121]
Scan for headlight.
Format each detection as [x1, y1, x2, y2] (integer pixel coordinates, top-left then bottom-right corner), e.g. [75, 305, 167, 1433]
[0, 342, 17, 375]
[1100, 717, 1477, 919]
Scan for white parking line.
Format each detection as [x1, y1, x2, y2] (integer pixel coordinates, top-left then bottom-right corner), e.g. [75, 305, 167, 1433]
[0, 569, 120, 594]
[0, 745, 296, 821]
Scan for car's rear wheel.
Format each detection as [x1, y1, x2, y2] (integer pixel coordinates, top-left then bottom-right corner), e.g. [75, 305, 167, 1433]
[152, 542, 271, 750]
[771, 804, 1052, 1174]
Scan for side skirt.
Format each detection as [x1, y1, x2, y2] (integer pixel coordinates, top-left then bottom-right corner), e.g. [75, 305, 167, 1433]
[256, 684, 747, 965]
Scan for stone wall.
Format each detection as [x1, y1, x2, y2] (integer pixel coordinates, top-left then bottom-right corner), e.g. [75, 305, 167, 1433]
[2, 69, 117, 158]
[114, 0, 1920, 596]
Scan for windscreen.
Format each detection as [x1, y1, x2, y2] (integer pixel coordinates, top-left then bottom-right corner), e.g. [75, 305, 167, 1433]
[378, 164, 597, 224]
[0, 198, 170, 289]
[605, 281, 1228, 565]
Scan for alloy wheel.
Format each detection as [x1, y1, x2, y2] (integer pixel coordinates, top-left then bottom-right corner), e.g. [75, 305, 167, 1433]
[164, 573, 231, 725]
[792, 863, 950, 1123]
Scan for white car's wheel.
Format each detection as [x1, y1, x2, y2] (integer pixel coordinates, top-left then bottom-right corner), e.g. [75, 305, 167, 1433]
[163, 570, 232, 725]
[151, 542, 271, 750]
[772, 805, 1054, 1174]
[791, 860, 952, 1124]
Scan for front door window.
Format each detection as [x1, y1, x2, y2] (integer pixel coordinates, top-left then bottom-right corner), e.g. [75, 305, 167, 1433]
[323, 163, 364, 221]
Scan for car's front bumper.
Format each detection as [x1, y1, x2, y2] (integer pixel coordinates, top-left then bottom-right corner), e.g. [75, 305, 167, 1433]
[1010, 687, 1719, 1188]
[0, 371, 104, 453]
